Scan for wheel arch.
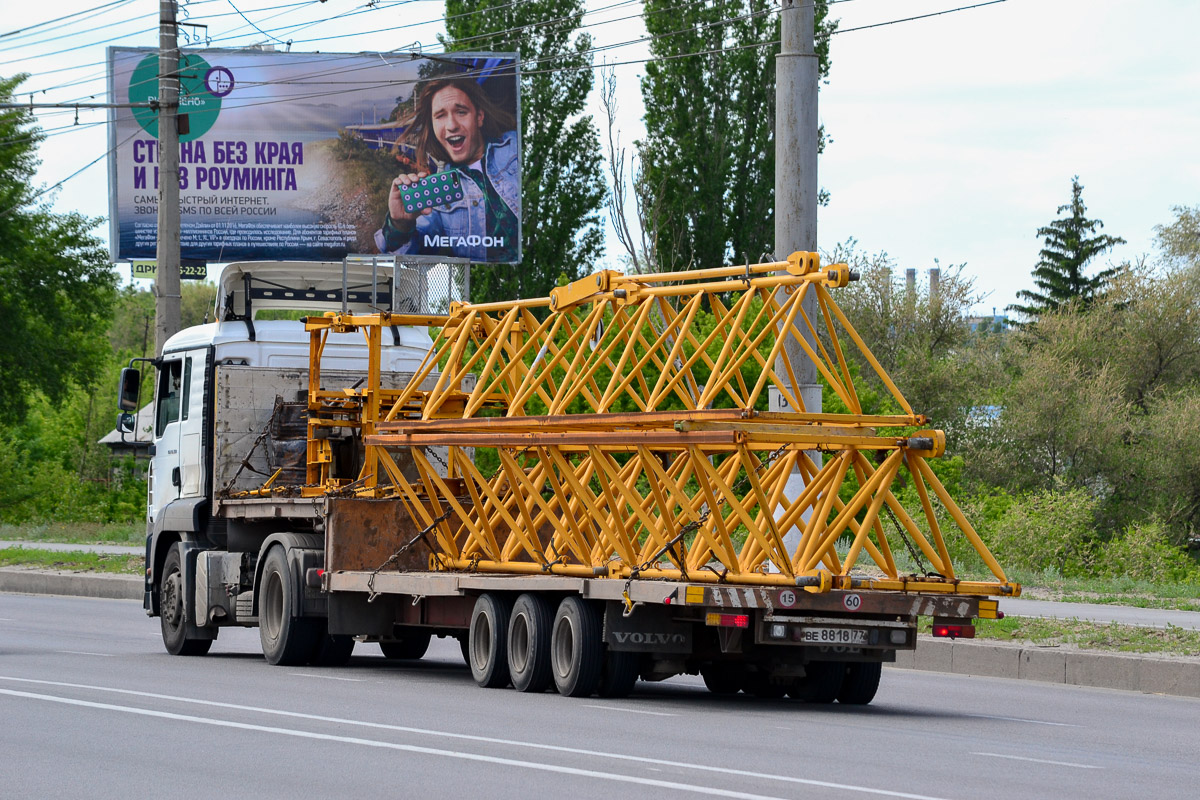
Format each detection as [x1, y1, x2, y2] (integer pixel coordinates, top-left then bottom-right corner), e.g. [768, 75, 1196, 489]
[252, 532, 324, 618]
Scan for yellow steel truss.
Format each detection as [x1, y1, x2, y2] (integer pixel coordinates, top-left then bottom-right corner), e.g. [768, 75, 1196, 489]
[300, 253, 1018, 597]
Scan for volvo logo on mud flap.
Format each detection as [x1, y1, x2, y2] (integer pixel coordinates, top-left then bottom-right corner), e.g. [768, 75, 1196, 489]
[605, 604, 692, 653]
[612, 632, 686, 646]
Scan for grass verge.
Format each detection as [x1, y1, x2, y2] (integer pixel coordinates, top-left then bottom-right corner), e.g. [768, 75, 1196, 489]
[920, 616, 1200, 657]
[0, 547, 142, 575]
[0, 522, 143, 546]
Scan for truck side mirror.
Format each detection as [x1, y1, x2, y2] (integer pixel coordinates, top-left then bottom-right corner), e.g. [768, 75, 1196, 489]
[118, 367, 141, 412]
[117, 412, 136, 437]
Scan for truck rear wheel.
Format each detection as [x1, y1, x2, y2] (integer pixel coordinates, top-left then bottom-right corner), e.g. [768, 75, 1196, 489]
[379, 630, 431, 660]
[788, 660, 844, 704]
[160, 543, 213, 656]
[259, 546, 318, 666]
[469, 593, 513, 688]
[507, 594, 553, 693]
[837, 661, 882, 705]
[551, 596, 602, 697]
[309, 626, 355, 666]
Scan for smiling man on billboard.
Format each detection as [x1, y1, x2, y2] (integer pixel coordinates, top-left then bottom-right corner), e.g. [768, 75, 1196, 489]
[375, 71, 520, 264]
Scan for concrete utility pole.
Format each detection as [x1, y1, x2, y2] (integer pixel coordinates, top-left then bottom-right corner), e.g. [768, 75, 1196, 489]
[774, 0, 821, 552]
[154, 0, 182, 356]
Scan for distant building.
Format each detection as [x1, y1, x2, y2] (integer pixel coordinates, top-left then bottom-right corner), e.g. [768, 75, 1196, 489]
[98, 402, 154, 463]
[968, 308, 1010, 334]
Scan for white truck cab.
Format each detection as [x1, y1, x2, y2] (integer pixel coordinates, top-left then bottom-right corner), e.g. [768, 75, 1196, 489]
[118, 260, 438, 652]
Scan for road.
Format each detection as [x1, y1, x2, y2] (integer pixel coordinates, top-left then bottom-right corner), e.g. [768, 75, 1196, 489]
[1, 594, 1197, 799]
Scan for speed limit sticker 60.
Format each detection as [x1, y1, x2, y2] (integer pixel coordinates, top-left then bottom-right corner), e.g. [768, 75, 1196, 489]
[843, 593, 862, 611]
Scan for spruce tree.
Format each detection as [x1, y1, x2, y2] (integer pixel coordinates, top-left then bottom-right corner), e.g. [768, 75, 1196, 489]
[441, 0, 606, 303]
[1009, 176, 1125, 323]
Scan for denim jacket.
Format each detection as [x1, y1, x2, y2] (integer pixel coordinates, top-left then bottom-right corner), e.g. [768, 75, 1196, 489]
[375, 130, 521, 262]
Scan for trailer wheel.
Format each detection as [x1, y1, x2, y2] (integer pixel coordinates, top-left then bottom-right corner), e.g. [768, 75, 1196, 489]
[507, 594, 553, 693]
[788, 660, 844, 704]
[551, 596, 603, 697]
[837, 661, 882, 705]
[379, 631, 431, 661]
[744, 670, 790, 699]
[458, 633, 470, 665]
[259, 547, 318, 666]
[597, 650, 639, 698]
[469, 593, 513, 688]
[159, 543, 212, 656]
[700, 663, 742, 695]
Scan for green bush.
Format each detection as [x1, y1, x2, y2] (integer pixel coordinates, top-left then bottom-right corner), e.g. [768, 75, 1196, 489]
[986, 485, 1099, 576]
[1093, 520, 1198, 583]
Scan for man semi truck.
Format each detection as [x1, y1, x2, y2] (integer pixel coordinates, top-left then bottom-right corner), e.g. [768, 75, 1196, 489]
[120, 257, 1017, 703]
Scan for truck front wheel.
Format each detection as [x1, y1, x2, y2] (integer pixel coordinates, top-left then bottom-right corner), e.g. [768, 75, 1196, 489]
[160, 543, 213, 656]
[259, 547, 318, 666]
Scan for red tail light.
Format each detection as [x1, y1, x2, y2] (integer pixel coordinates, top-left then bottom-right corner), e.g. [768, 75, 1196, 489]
[932, 623, 975, 639]
[706, 613, 750, 628]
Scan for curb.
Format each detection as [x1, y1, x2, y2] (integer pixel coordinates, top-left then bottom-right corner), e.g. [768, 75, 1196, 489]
[4, 569, 1198, 700]
[889, 636, 1200, 699]
[0, 568, 142, 601]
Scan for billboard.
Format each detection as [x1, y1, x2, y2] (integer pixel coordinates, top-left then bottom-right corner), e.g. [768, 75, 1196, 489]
[107, 48, 521, 264]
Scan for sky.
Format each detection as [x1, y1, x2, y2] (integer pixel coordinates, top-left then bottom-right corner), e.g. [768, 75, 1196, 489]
[3, 0, 1198, 315]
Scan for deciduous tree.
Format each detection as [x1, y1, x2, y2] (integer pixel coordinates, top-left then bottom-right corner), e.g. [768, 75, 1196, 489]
[441, 0, 606, 302]
[637, 0, 835, 271]
[0, 74, 116, 424]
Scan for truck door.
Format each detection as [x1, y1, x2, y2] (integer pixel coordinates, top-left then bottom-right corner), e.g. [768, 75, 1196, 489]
[149, 350, 207, 524]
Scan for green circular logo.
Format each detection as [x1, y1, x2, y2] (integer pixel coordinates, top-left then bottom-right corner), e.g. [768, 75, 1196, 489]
[129, 52, 221, 142]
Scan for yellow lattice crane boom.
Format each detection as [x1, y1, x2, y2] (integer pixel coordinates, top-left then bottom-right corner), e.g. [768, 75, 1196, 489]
[300, 253, 1017, 599]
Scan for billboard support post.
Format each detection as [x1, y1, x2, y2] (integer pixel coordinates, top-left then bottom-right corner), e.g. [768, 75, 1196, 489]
[774, 0, 821, 552]
[154, 0, 181, 356]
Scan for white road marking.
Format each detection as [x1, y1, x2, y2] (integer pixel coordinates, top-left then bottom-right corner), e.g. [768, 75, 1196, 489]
[57, 651, 114, 658]
[972, 752, 1102, 769]
[0, 675, 956, 800]
[965, 713, 1081, 728]
[289, 672, 364, 682]
[583, 704, 677, 717]
[0, 687, 795, 800]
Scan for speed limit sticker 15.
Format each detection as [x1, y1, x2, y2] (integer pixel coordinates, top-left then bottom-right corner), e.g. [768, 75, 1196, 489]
[843, 593, 862, 612]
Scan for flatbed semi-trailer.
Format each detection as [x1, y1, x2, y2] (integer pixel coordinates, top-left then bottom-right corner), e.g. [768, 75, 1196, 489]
[123, 257, 1016, 705]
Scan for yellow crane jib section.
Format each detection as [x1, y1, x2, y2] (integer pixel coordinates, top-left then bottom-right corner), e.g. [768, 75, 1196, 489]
[294, 256, 1018, 598]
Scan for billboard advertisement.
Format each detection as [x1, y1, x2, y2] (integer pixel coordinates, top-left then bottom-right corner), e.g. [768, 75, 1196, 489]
[107, 48, 521, 264]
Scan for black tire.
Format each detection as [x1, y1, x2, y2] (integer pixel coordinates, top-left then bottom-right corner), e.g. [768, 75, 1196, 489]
[309, 625, 355, 666]
[837, 661, 882, 705]
[507, 594, 554, 693]
[458, 633, 470, 665]
[258, 546, 318, 666]
[700, 663, 743, 695]
[159, 543, 213, 656]
[379, 630, 432, 661]
[744, 670, 790, 699]
[551, 596, 603, 698]
[597, 650, 639, 698]
[469, 593, 513, 688]
[788, 660, 845, 704]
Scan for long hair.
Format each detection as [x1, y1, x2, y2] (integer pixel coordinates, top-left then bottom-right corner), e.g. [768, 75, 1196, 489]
[403, 77, 517, 168]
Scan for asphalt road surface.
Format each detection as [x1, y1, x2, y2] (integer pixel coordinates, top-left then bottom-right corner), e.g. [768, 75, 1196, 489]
[2, 593, 1198, 800]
